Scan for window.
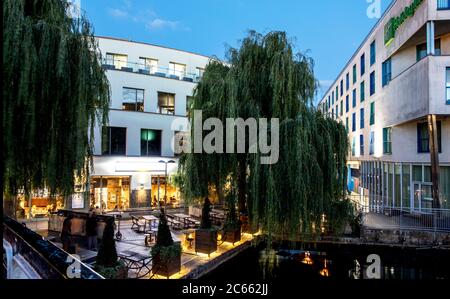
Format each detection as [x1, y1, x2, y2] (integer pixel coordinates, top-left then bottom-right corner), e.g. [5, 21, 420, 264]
[186, 96, 194, 117]
[328, 96, 330, 109]
[332, 108, 334, 118]
[446, 67, 450, 104]
[352, 137, 356, 156]
[416, 39, 441, 61]
[139, 57, 158, 73]
[169, 62, 186, 78]
[336, 105, 339, 117]
[369, 131, 375, 155]
[382, 58, 392, 87]
[332, 92, 335, 105]
[438, 0, 450, 10]
[345, 117, 349, 132]
[383, 127, 392, 154]
[370, 41, 376, 65]
[417, 122, 442, 153]
[353, 64, 357, 84]
[158, 92, 175, 115]
[360, 134, 365, 156]
[196, 67, 205, 79]
[346, 73, 350, 91]
[360, 108, 365, 129]
[105, 53, 128, 69]
[360, 81, 365, 102]
[340, 80, 343, 96]
[340, 100, 343, 116]
[360, 53, 366, 75]
[122, 87, 144, 112]
[346, 95, 349, 112]
[141, 129, 162, 156]
[352, 89, 357, 108]
[352, 113, 356, 132]
[102, 127, 126, 155]
[370, 71, 376, 95]
[336, 86, 339, 100]
[370, 102, 375, 125]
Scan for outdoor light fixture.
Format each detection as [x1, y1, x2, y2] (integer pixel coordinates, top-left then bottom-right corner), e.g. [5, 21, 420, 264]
[320, 259, 330, 277]
[302, 251, 313, 265]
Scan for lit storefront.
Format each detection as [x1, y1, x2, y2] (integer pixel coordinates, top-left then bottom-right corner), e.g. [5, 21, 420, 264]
[15, 189, 65, 219]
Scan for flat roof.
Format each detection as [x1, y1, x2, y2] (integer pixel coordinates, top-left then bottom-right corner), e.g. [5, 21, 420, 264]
[96, 35, 213, 60]
[319, 0, 397, 104]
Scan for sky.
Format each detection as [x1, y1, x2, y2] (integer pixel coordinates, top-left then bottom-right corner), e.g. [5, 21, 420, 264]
[80, 0, 392, 103]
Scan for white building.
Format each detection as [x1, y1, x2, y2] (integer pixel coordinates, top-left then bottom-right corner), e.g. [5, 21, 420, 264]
[86, 36, 211, 212]
[319, 0, 450, 212]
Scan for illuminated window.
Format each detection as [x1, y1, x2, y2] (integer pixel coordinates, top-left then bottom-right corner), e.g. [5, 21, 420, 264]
[122, 87, 144, 112]
[141, 129, 162, 156]
[158, 92, 175, 115]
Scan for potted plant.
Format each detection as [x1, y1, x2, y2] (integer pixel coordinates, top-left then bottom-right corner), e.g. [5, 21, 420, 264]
[151, 209, 182, 278]
[222, 193, 241, 245]
[95, 218, 127, 279]
[195, 197, 217, 256]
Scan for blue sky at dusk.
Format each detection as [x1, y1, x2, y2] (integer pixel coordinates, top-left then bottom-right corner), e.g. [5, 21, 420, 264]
[81, 0, 392, 103]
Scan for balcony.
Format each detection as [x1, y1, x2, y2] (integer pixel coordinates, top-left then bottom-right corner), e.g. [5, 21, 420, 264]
[101, 59, 202, 83]
[437, 0, 450, 10]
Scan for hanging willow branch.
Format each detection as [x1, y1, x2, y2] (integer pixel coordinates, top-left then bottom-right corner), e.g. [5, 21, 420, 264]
[180, 31, 351, 240]
[3, 0, 110, 198]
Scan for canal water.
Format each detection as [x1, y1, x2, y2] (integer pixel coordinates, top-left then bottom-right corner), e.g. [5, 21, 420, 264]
[202, 242, 450, 280]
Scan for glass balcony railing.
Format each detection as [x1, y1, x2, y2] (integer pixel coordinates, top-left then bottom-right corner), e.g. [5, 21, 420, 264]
[437, 0, 450, 10]
[101, 58, 202, 83]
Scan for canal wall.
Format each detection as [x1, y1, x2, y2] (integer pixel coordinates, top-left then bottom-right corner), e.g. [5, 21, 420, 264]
[361, 228, 450, 246]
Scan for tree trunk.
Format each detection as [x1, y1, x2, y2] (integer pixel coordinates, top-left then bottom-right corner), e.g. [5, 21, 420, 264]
[237, 158, 247, 215]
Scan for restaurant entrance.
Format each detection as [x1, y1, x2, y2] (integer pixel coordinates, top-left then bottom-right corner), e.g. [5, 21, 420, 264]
[90, 176, 131, 211]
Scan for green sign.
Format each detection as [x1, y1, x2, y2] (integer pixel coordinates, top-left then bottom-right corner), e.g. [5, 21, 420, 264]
[384, 0, 424, 46]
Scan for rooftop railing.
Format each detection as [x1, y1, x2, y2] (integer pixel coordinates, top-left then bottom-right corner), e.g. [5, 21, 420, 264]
[101, 58, 202, 83]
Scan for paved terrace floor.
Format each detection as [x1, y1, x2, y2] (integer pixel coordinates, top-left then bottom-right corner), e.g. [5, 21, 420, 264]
[37, 219, 255, 279]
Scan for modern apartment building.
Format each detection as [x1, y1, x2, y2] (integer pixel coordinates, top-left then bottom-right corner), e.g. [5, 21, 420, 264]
[319, 0, 450, 212]
[84, 36, 211, 212]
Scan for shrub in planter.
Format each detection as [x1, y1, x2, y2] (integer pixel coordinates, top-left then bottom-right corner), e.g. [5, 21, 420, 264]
[95, 218, 127, 279]
[195, 197, 217, 256]
[151, 209, 181, 278]
[223, 197, 241, 244]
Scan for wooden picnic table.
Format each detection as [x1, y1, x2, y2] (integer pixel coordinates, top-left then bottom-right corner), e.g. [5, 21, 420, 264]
[173, 213, 198, 229]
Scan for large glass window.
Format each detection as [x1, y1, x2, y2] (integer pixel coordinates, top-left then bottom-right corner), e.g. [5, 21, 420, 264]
[446, 67, 450, 104]
[196, 67, 205, 79]
[382, 58, 392, 87]
[139, 57, 158, 73]
[360, 108, 365, 129]
[395, 164, 401, 207]
[370, 71, 376, 95]
[402, 164, 411, 209]
[169, 62, 186, 78]
[370, 41, 376, 65]
[360, 81, 365, 102]
[417, 122, 442, 153]
[158, 92, 175, 115]
[413, 165, 422, 182]
[122, 87, 144, 112]
[416, 39, 441, 61]
[102, 127, 126, 155]
[360, 53, 366, 75]
[370, 102, 375, 125]
[141, 129, 162, 156]
[105, 53, 128, 69]
[383, 127, 392, 154]
[440, 166, 450, 209]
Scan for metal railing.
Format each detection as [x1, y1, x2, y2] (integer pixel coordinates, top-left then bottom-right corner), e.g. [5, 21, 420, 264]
[349, 194, 450, 233]
[437, 0, 450, 10]
[101, 59, 202, 83]
[3, 216, 104, 279]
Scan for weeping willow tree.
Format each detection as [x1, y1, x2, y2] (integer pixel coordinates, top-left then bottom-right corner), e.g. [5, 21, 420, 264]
[3, 0, 110, 215]
[180, 31, 351, 241]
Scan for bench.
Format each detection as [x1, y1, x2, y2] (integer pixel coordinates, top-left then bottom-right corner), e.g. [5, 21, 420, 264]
[167, 218, 183, 230]
[131, 216, 146, 233]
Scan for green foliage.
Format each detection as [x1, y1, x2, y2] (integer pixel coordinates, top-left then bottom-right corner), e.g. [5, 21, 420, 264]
[3, 0, 110, 198]
[180, 31, 350, 240]
[95, 260, 126, 279]
[200, 197, 212, 229]
[155, 209, 174, 247]
[151, 243, 182, 261]
[96, 218, 118, 268]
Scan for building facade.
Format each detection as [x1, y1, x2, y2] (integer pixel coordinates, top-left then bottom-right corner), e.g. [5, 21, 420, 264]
[84, 36, 210, 212]
[319, 0, 450, 212]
